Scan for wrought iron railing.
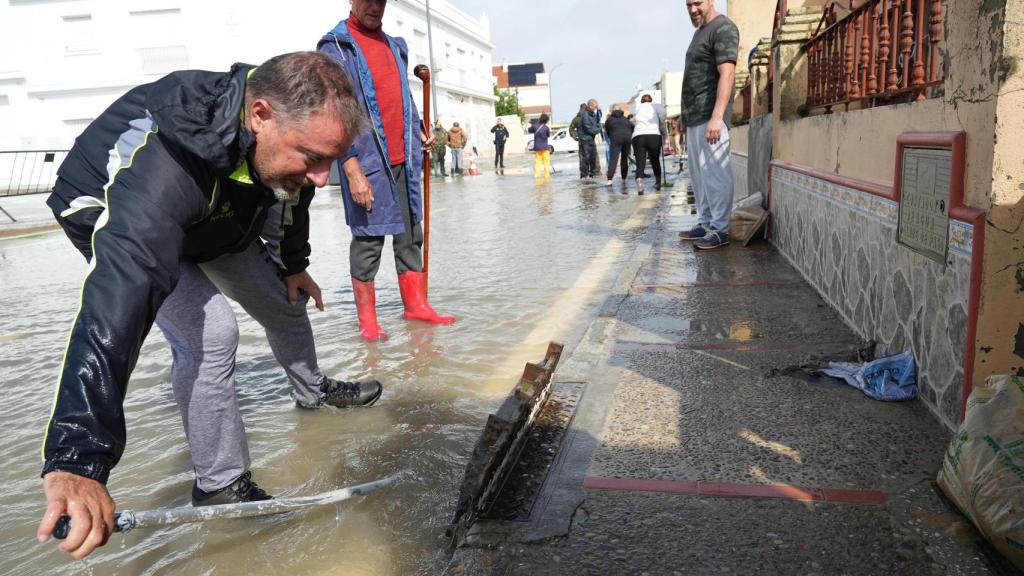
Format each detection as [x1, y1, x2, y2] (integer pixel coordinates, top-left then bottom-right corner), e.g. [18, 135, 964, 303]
[0, 150, 68, 197]
[803, 0, 944, 113]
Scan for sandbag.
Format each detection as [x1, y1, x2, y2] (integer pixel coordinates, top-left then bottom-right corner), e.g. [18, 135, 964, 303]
[730, 192, 768, 244]
[937, 374, 1024, 569]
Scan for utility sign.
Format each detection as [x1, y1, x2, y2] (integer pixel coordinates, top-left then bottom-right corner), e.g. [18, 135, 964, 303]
[897, 147, 952, 264]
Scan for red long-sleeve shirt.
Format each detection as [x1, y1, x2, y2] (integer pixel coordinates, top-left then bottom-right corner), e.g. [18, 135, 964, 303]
[347, 16, 406, 165]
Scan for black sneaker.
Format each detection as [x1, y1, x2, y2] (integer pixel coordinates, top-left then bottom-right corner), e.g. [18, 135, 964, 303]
[320, 377, 383, 408]
[192, 471, 272, 507]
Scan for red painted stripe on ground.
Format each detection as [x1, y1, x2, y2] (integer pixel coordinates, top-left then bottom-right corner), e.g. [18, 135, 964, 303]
[583, 477, 886, 505]
[583, 477, 699, 495]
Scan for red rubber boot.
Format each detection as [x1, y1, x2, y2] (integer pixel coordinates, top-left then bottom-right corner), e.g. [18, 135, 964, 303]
[352, 279, 388, 340]
[398, 271, 456, 324]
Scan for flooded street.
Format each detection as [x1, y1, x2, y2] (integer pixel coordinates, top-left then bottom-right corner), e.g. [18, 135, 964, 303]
[0, 151, 659, 575]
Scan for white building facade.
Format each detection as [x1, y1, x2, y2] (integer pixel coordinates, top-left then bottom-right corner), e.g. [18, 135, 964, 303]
[0, 0, 496, 154]
[658, 71, 684, 120]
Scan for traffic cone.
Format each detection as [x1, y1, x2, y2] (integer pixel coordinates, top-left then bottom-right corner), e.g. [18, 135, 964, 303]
[469, 155, 479, 176]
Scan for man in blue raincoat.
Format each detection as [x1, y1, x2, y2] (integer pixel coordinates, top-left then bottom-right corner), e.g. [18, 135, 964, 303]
[319, 0, 456, 340]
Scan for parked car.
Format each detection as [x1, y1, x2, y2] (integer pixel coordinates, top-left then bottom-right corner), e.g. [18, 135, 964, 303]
[525, 128, 577, 154]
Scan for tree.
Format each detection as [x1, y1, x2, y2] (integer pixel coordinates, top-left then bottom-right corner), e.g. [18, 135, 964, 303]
[494, 85, 525, 123]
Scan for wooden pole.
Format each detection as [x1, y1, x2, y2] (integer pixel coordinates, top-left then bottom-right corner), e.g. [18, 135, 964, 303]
[414, 64, 431, 289]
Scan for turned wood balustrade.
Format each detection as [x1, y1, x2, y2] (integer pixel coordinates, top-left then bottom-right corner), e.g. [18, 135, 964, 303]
[803, 0, 944, 113]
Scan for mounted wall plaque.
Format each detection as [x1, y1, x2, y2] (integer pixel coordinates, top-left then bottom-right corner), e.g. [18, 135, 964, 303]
[897, 147, 952, 263]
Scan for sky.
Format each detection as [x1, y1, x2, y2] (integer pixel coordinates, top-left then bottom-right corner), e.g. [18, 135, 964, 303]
[450, 0, 729, 124]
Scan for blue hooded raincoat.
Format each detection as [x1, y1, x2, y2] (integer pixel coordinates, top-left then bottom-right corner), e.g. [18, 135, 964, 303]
[318, 20, 424, 237]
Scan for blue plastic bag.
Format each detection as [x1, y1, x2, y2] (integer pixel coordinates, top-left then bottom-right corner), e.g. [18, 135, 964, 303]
[824, 350, 918, 401]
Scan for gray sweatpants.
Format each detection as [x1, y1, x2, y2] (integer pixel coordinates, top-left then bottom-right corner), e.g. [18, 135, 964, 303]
[154, 241, 324, 492]
[685, 121, 735, 233]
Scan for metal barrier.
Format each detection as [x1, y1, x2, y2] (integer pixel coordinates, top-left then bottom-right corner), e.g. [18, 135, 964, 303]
[1, 150, 69, 197]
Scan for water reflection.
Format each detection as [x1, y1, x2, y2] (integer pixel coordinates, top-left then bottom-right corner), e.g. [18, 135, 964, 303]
[728, 321, 762, 341]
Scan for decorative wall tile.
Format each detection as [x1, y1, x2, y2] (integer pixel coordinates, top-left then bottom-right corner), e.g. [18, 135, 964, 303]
[771, 166, 976, 430]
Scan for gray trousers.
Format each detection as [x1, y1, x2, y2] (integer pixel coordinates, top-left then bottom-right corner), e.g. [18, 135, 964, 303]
[685, 122, 734, 233]
[350, 163, 423, 281]
[154, 241, 325, 492]
[450, 148, 464, 172]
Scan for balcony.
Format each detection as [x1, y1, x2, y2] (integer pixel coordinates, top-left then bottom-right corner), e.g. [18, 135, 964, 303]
[802, 0, 944, 114]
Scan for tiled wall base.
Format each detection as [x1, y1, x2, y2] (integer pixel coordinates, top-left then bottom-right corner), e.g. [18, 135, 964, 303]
[771, 166, 973, 430]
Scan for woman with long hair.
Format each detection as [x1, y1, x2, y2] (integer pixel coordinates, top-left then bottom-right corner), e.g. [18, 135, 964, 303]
[529, 113, 552, 180]
[631, 94, 667, 192]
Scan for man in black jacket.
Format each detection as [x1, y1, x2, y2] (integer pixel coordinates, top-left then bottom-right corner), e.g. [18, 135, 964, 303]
[490, 118, 509, 170]
[36, 52, 380, 560]
[578, 99, 601, 178]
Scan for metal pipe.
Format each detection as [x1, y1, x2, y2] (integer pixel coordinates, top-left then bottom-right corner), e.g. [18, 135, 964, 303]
[53, 474, 401, 539]
[415, 64, 432, 286]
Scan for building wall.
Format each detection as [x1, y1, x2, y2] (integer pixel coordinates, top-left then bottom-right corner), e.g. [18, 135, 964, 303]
[730, 124, 749, 154]
[758, 0, 1023, 427]
[516, 85, 551, 111]
[0, 0, 495, 153]
[726, 0, 775, 76]
[731, 125, 750, 200]
[771, 164, 975, 429]
[731, 153, 749, 201]
[492, 63, 551, 123]
[660, 72, 683, 120]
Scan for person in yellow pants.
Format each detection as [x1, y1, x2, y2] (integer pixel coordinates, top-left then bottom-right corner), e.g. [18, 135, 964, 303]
[529, 113, 552, 180]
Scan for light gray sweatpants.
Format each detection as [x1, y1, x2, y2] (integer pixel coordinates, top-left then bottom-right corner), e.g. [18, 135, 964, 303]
[685, 121, 735, 234]
[450, 148, 464, 172]
[154, 242, 324, 492]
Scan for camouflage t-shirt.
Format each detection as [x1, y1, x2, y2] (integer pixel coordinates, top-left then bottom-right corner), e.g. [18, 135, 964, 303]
[681, 15, 740, 127]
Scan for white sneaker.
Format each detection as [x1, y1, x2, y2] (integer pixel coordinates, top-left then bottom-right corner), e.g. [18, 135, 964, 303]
[636, 178, 645, 193]
[605, 179, 613, 186]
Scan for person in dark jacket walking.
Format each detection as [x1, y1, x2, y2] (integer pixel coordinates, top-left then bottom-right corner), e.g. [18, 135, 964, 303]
[570, 103, 587, 177]
[319, 0, 455, 341]
[36, 52, 382, 560]
[490, 118, 509, 170]
[603, 106, 634, 188]
[432, 121, 449, 177]
[579, 99, 601, 178]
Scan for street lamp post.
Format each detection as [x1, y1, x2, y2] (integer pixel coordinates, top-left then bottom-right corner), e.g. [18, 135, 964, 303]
[425, 0, 439, 121]
[547, 63, 564, 123]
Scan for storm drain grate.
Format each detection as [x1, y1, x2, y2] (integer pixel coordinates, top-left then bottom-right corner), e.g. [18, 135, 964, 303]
[480, 381, 586, 522]
[447, 343, 565, 546]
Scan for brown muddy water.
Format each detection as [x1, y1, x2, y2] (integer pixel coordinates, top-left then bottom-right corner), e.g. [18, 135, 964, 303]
[0, 152, 659, 575]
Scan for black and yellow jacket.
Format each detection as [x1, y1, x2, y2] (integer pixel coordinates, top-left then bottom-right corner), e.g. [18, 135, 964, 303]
[42, 64, 313, 483]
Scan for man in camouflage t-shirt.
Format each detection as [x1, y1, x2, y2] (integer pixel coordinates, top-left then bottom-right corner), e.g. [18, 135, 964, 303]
[678, 0, 740, 249]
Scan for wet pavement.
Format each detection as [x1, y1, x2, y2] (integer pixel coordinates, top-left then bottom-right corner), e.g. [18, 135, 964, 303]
[445, 167, 1008, 575]
[0, 149, 1007, 575]
[0, 151, 657, 575]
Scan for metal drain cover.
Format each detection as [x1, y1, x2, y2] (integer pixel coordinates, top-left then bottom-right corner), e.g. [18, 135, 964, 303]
[482, 381, 586, 522]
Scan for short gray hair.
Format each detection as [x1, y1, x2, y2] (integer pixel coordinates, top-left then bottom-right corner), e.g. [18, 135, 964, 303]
[247, 51, 368, 137]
